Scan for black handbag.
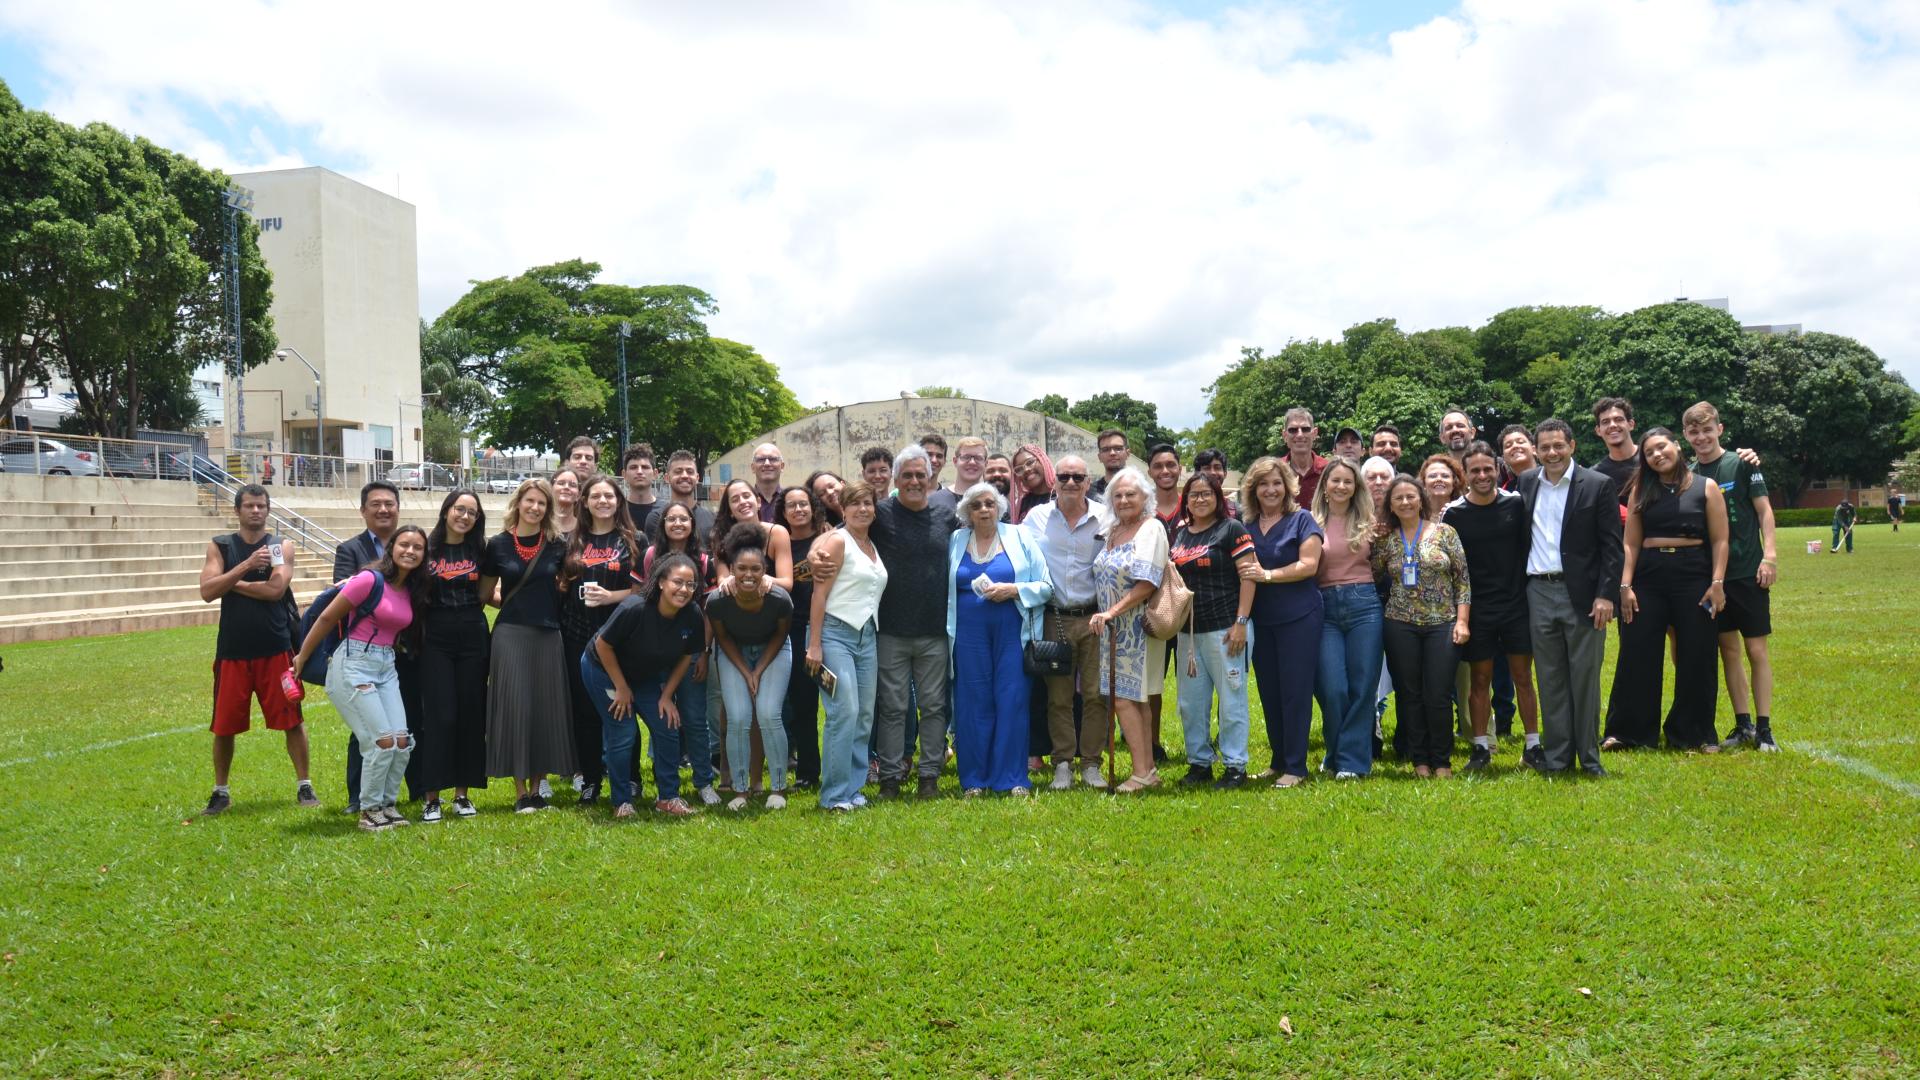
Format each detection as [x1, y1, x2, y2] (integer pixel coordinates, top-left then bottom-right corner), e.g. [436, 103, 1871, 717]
[1023, 611, 1075, 677]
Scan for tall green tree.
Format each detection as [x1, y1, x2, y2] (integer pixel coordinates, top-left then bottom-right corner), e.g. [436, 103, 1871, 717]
[913, 385, 966, 398]
[1733, 332, 1916, 505]
[1554, 302, 1743, 432]
[1024, 391, 1176, 456]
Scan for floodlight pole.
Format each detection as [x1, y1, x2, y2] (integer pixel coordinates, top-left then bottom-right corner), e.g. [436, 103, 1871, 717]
[617, 320, 633, 453]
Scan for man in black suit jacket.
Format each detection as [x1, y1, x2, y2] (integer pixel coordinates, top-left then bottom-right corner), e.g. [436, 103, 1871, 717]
[1517, 419, 1624, 776]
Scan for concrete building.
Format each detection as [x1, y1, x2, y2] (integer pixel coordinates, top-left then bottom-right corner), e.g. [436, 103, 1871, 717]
[707, 396, 1147, 489]
[226, 167, 423, 465]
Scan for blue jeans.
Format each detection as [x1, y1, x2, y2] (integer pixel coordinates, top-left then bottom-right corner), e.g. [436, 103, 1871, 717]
[718, 640, 793, 792]
[1315, 583, 1384, 775]
[580, 656, 658, 807]
[327, 642, 411, 810]
[673, 656, 715, 792]
[1175, 628, 1250, 769]
[818, 615, 877, 808]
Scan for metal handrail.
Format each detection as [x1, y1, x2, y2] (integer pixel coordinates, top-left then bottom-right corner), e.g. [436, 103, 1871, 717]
[179, 453, 345, 565]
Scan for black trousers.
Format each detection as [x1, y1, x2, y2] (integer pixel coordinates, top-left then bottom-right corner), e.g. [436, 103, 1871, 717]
[1383, 619, 1460, 770]
[784, 620, 821, 786]
[1604, 546, 1720, 749]
[346, 648, 423, 807]
[563, 625, 605, 786]
[414, 610, 490, 793]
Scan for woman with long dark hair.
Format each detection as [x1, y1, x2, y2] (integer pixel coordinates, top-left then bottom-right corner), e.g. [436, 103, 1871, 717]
[293, 524, 429, 831]
[1604, 428, 1730, 752]
[583, 553, 705, 818]
[1169, 472, 1256, 788]
[417, 491, 489, 821]
[805, 470, 845, 529]
[778, 485, 825, 788]
[807, 480, 889, 811]
[643, 500, 718, 804]
[558, 474, 641, 803]
[709, 523, 795, 809]
[478, 478, 576, 813]
[1370, 474, 1471, 778]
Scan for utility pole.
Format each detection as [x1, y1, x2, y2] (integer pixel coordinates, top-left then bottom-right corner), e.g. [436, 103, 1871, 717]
[617, 320, 633, 453]
[223, 185, 254, 443]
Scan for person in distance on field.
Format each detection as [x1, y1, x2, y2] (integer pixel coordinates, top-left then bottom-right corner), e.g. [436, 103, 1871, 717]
[777, 485, 827, 789]
[749, 443, 786, 522]
[333, 479, 409, 814]
[944, 436, 990, 509]
[708, 523, 795, 810]
[1008, 444, 1057, 525]
[1089, 428, 1130, 501]
[984, 453, 1013, 499]
[564, 435, 599, 473]
[642, 501, 718, 805]
[619, 442, 659, 529]
[860, 446, 894, 491]
[1279, 408, 1328, 504]
[1332, 425, 1365, 462]
[198, 483, 315, 815]
[1370, 424, 1404, 472]
[1498, 425, 1537, 490]
[293, 525, 429, 831]
[804, 469, 845, 529]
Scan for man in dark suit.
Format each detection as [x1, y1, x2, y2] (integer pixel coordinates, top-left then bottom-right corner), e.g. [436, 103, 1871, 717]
[1517, 419, 1623, 776]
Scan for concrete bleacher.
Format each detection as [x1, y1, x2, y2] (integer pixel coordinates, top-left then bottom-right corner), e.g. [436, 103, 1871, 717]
[0, 474, 508, 645]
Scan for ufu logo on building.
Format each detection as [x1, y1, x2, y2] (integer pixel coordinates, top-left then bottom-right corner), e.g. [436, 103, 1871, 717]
[256, 216, 284, 231]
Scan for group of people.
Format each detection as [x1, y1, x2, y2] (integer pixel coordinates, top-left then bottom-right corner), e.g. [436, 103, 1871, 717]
[197, 395, 1787, 828]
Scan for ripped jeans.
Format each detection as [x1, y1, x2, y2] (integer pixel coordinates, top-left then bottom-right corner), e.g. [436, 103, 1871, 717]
[327, 642, 412, 810]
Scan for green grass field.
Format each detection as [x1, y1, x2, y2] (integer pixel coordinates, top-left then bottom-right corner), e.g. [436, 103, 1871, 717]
[2, 525, 1916, 1077]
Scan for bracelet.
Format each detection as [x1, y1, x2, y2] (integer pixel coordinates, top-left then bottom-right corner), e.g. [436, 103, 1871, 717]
[1761, 558, 1777, 564]
[1712, 578, 1724, 584]
[1621, 583, 1634, 590]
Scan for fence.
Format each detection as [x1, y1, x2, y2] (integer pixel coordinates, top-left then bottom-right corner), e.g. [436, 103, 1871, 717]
[0, 431, 525, 492]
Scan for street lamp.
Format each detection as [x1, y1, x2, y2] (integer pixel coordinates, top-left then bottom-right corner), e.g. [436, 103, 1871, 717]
[275, 346, 324, 458]
[616, 320, 632, 453]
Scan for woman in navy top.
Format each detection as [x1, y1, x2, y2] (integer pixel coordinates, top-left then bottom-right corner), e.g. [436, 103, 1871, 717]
[1239, 456, 1325, 787]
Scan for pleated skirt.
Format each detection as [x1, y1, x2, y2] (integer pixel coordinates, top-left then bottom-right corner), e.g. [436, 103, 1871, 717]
[485, 622, 578, 779]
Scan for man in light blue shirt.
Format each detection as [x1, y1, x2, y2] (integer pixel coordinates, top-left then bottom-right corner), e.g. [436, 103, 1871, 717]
[1023, 455, 1113, 789]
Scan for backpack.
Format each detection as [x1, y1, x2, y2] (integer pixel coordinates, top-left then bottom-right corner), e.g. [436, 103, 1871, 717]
[295, 571, 385, 685]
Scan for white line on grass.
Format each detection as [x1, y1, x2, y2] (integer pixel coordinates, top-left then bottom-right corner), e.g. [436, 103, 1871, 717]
[0, 702, 333, 769]
[1803, 745, 1920, 800]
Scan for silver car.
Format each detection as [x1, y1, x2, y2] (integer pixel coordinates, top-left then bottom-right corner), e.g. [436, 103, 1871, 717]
[487, 473, 531, 494]
[0, 435, 105, 476]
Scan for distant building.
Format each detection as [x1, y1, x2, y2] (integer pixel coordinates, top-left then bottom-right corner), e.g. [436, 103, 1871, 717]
[219, 166, 424, 465]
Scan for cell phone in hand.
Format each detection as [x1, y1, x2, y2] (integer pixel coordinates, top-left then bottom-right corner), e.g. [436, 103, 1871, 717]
[815, 665, 838, 698]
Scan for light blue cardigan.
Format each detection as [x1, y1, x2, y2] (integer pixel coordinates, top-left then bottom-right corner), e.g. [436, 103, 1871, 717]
[945, 522, 1054, 672]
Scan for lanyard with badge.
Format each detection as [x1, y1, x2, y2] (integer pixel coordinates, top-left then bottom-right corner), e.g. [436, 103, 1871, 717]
[1400, 520, 1424, 588]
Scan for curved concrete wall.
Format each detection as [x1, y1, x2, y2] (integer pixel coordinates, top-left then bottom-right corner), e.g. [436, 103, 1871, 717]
[707, 397, 1147, 489]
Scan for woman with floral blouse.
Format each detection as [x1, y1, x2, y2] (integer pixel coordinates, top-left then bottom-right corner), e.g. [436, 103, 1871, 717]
[1370, 474, 1471, 778]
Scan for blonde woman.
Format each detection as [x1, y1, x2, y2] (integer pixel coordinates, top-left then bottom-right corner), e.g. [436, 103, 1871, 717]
[1239, 456, 1324, 787]
[478, 478, 576, 812]
[1310, 457, 1382, 778]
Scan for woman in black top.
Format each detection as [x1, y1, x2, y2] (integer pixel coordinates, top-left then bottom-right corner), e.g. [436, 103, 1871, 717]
[1604, 428, 1730, 752]
[417, 489, 490, 821]
[478, 477, 577, 812]
[643, 501, 718, 801]
[778, 484, 824, 788]
[558, 475, 641, 804]
[1168, 473, 1258, 788]
[584, 554, 705, 818]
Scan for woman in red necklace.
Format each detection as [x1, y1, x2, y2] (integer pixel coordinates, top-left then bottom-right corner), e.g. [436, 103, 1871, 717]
[477, 477, 577, 813]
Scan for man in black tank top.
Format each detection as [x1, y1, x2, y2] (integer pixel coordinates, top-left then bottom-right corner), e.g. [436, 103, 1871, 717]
[197, 484, 317, 815]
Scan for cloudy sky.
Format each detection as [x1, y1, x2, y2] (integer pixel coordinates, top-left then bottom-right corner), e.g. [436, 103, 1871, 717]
[4, 0, 1916, 428]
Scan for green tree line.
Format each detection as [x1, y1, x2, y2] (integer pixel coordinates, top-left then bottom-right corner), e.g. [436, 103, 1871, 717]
[1200, 303, 1917, 505]
[0, 78, 274, 437]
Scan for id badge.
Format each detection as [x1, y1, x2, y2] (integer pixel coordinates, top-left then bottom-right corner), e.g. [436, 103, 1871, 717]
[1401, 561, 1419, 588]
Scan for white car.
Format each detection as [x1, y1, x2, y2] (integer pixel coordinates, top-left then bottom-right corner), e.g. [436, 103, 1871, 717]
[487, 473, 530, 494]
[385, 463, 460, 491]
[0, 435, 104, 476]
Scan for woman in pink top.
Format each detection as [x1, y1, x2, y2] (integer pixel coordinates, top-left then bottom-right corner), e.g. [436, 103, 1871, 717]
[1310, 458, 1384, 778]
[294, 525, 428, 832]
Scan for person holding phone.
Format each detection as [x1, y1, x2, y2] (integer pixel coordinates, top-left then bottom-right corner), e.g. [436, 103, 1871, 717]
[582, 554, 704, 818]
[558, 475, 642, 804]
[805, 480, 889, 811]
[708, 523, 795, 810]
[1604, 428, 1729, 753]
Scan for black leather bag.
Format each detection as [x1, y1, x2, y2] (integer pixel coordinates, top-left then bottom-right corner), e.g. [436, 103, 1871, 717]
[1023, 606, 1075, 677]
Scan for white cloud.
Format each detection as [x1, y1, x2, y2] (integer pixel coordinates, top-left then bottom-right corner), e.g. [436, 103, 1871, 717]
[6, 0, 1917, 429]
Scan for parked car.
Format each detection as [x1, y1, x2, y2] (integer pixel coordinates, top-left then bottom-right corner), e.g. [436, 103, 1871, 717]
[386, 463, 460, 491]
[103, 445, 194, 480]
[0, 435, 104, 476]
[487, 473, 531, 494]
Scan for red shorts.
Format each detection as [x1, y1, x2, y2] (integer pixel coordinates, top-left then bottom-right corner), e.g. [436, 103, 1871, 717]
[211, 654, 304, 736]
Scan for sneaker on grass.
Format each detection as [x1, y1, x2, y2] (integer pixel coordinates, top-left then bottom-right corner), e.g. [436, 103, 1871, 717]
[1756, 725, 1781, 753]
[295, 783, 320, 808]
[202, 790, 231, 816]
[1720, 723, 1757, 750]
[421, 800, 443, 823]
[358, 809, 391, 832]
[765, 793, 787, 810]
[696, 785, 722, 806]
[654, 797, 695, 817]
[727, 795, 749, 812]
[452, 795, 477, 817]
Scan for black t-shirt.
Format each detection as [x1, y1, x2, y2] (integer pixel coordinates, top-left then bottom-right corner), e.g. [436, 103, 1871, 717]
[1441, 493, 1530, 619]
[787, 532, 817, 626]
[1169, 519, 1254, 634]
[617, 490, 658, 533]
[1592, 453, 1640, 506]
[642, 502, 715, 543]
[481, 532, 565, 629]
[215, 532, 292, 660]
[706, 585, 794, 645]
[424, 538, 486, 611]
[559, 528, 641, 641]
[592, 595, 703, 687]
[872, 496, 961, 637]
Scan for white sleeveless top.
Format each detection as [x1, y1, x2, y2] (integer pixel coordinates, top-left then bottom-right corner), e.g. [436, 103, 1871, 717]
[823, 527, 888, 629]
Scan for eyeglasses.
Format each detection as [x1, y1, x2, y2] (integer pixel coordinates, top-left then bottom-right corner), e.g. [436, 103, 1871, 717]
[1285, 426, 1314, 435]
[1056, 473, 1088, 483]
[752, 455, 781, 464]
[955, 454, 985, 464]
[1098, 445, 1127, 454]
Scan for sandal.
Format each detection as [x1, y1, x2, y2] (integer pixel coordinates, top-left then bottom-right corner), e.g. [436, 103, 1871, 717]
[1115, 772, 1162, 794]
[1273, 773, 1307, 789]
[1600, 737, 1626, 752]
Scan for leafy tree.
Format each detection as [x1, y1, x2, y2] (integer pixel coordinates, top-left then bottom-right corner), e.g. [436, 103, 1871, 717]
[1025, 391, 1176, 456]
[1476, 305, 1610, 390]
[913, 385, 965, 398]
[1555, 302, 1742, 432]
[1733, 332, 1916, 505]
[0, 81, 272, 436]
[1024, 393, 1071, 420]
[648, 338, 801, 472]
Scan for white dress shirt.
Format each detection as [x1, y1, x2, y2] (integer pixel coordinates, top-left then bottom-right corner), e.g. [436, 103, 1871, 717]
[1527, 466, 1575, 576]
[1023, 499, 1111, 608]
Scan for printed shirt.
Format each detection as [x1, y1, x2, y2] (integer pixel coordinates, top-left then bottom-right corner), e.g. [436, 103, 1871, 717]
[424, 538, 485, 610]
[1370, 520, 1472, 626]
[1691, 452, 1766, 580]
[1169, 518, 1254, 634]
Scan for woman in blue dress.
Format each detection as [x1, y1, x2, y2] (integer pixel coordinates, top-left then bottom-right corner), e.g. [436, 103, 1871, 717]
[946, 482, 1053, 795]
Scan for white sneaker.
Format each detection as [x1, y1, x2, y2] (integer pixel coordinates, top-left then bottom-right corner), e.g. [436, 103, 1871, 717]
[765, 793, 787, 810]
[1334, 770, 1359, 780]
[850, 793, 869, 808]
[537, 778, 553, 799]
[571, 774, 587, 794]
[727, 795, 748, 812]
[1050, 762, 1073, 791]
[1081, 766, 1108, 789]
[697, 785, 721, 806]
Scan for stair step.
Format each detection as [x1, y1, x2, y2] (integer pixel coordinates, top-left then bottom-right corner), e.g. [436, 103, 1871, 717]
[0, 601, 221, 645]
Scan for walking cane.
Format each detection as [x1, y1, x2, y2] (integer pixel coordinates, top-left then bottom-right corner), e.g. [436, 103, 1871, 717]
[1106, 629, 1119, 790]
